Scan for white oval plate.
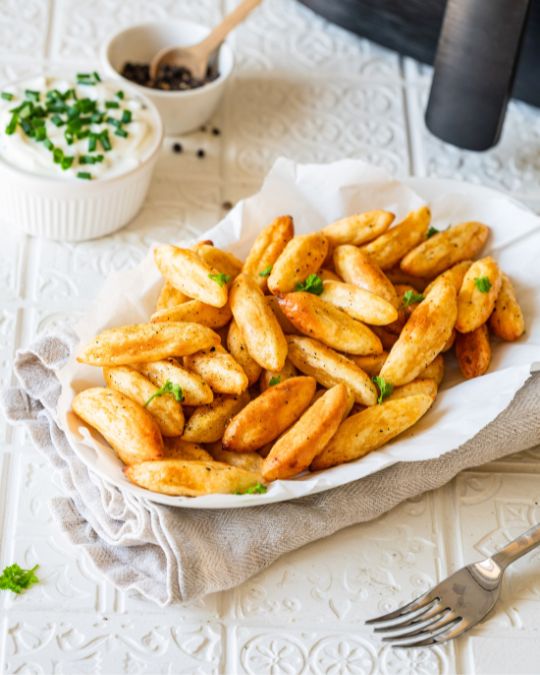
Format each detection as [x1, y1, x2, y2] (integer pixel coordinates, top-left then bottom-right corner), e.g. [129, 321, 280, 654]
[57, 160, 540, 508]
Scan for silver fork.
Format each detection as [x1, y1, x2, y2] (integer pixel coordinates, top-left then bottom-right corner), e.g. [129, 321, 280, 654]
[366, 522, 540, 648]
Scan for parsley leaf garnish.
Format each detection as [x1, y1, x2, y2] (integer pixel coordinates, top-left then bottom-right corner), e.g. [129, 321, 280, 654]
[236, 482, 267, 495]
[208, 273, 231, 287]
[295, 273, 323, 295]
[145, 379, 184, 407]
[372, 376, 394, 404]
[268, 375, 281, 386]
[259, 264, 273, 277]
[0, 563, 39, 594]
[402, 290, 425, 307]
[427, 226, 439, 238]
[474, 276, 492, 293]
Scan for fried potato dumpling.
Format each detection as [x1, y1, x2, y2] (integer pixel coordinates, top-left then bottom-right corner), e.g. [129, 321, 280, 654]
[73, 387, 163, 465]
[163, 438, 213, 461]
[125, 459, 263, 496]
[184, 344, 249, 395]
[133, 358, 213, 406]
[206, 441, 264, 476]
[456, 324, 491, 379]
[182, 392, 250, 443]
[311, 393, 433, 470]
[223, 376, 316, 452]
[78, 322, 220, 367]
[263, 383, 352, 481]
[104, 366, 184, 437]
[156, 282, 188, 311]
[320, 279, 398, 325]
[286, 335, 378, 406]
[489, 274, 525, 341]
[279, 292, 382, 355]
[267, 232, 328, 294]
[379, 278, 457, 386]
[196, 243, 243, 280]
[322, 210, 394, 248]
[154, 244, 228, 308]
[333, 245, 398, 307]
[259, 358, 298, 392]
[400, 221, 489, 278]
[456, 257, 502, 333]
[226, 320, 262, 385]
[150, 300, 232, 328]
[230, 273, 288, 371]
[242, 215, 294, 290]
[360, 206, 431, 270]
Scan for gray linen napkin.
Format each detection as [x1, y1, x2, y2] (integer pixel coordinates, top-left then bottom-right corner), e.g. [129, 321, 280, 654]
[3, 330, 540, 606]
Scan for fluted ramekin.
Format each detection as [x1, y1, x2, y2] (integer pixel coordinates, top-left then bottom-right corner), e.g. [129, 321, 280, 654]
[0, 76, 163, 241]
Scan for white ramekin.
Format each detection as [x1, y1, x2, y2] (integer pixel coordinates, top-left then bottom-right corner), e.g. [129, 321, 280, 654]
[0, 76, 163, 242]
[100, 20, 234, 136]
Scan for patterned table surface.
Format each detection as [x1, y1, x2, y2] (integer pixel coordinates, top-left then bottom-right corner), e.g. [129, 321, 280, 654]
[1, 1, 540, 673]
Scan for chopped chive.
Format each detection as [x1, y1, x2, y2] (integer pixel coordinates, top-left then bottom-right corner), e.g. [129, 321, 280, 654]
[114, 127, 128, 138]
[34, 126, 47, 141]
[76, 171, 92, 180]
[88, 133, 97, 152]
[79, 153, 104, 165]
[1, 92, 14, 101]
[61, 156, 74, 170]
[93, 71, 101, 82]
[50, 114, 64, 127]
[5, 113, 18, 134]
[121, 109, 132, 124]
[105, 100, 119, 109]
[76, 72, 100, 85]
[99, 130, 111, 151]
[90, 111, 103, 124]
[64, 129, 74, 145]
[24, 89, 40, 102]
[53, 147, 64, 164]
[106, 116, 121, 128]
[43, 138, 54, 151]
[18, 102, 33, 119]
[20, 120, 34, 136]
[75, 128, 89, 139]
[115, 90, 124, 99]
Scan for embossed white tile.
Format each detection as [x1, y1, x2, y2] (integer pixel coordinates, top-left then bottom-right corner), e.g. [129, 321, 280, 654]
[50, 0, 222, 61]
[223, 77, 410, 182]
[468, 636, 540, 674]
[4, 613, 224, 674]
[229, 494, 442, 625]
[0, 0, 50, 59]
[230, 625, 452, 675]
[453, 472, 540, 635]
[227, 0, 400, 80]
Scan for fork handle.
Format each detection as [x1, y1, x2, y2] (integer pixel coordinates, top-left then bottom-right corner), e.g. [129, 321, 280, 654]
[492, 523, 540, 569]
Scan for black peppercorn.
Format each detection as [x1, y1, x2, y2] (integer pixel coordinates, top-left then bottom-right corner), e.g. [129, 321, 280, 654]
[172, 142, 183, 153]
[196, 149, 205, 158]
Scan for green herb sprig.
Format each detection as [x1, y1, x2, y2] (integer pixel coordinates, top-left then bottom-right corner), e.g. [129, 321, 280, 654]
[209, 273, 231, 287]
[402, 290, 425, 307]
[259, 264, 273, 277]
[0, 563, 39, 594]
[295, 273, 323, 295]
[145, 380, 184, 407]
[427, 226, 439, 238]
[372, 376, 394, 404]
[236, 482, 267, 495]
[268, 375, 281, 386]
[474, 276, 492, 293]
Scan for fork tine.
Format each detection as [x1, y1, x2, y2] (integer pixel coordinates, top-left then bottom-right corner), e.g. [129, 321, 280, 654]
[382, 611, 458, 642]
[390, 618, 468, 649]
[365, 591, 436, 625]
[373, 601, 445, 633]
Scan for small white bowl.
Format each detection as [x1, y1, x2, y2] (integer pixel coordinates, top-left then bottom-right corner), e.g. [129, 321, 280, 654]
[100, 20, 234, 136]
[0, 76, 163, 242]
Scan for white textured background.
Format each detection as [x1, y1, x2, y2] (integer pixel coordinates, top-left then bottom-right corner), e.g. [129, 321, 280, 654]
[1, 1, 540, 673]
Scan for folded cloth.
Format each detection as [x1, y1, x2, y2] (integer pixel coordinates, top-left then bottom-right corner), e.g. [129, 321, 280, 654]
[3, 330, 540, 606]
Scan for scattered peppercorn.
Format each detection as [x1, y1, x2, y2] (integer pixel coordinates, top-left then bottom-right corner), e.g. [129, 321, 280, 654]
[222, 200, 233, 210]
[196, 148, 205, 158]
[212, 127, 221, 136]
[172, 142, 183, 153]
[200, 125, 207, 132]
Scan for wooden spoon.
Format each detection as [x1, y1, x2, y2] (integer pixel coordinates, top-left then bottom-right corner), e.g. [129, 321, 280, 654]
[149, 0, 262, 81]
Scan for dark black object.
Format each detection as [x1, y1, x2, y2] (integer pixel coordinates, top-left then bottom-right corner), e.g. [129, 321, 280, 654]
[426, 0, 531, 150]
[121, 62, 219, 91]
[297, 0, 540, 109]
